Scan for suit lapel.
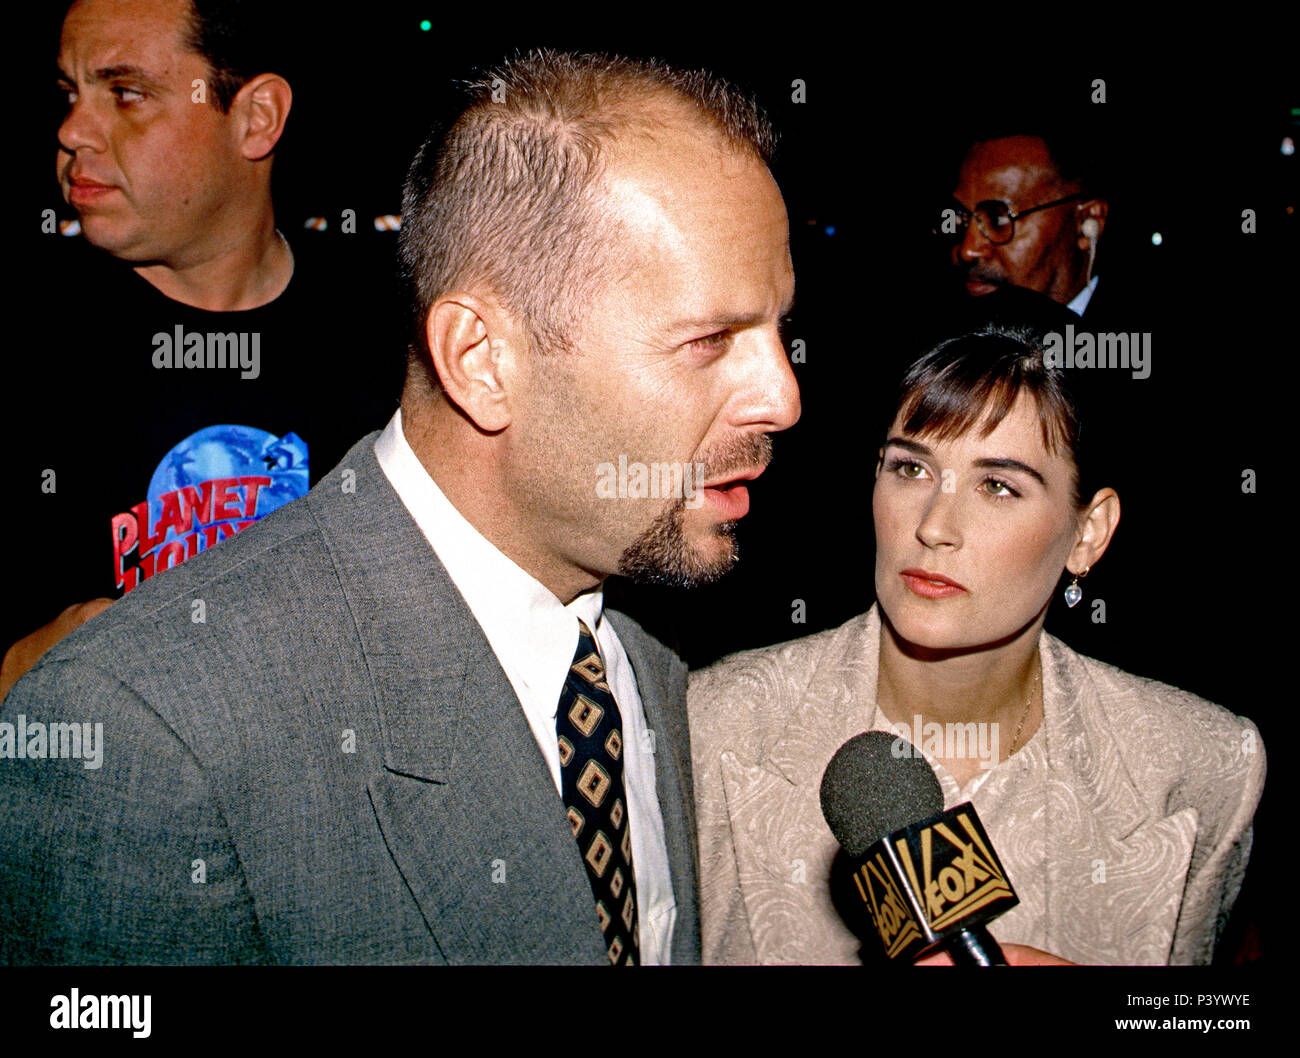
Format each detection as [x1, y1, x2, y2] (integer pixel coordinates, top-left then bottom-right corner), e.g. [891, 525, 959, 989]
[606, 609, 699, 962]
[1039, 635, 1196, 964]
[718, 611, 881, 963]
[307, 438, 605, 964]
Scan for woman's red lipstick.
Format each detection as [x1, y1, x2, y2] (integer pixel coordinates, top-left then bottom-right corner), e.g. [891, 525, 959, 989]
[900, 568, 968, 599]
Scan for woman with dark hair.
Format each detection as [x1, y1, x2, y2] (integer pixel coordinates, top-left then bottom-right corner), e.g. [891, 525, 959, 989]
[688, 327, 1264, 965]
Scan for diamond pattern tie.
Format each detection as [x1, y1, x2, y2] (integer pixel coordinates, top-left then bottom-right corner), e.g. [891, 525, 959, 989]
[557, 618, 640, 965]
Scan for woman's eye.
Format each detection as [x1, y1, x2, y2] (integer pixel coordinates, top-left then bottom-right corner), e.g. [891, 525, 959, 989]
[981, 478, 1019, 498]
[885, 457, 927, 480]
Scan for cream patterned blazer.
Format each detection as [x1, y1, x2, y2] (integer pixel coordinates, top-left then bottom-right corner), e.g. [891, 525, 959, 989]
[688, 606, 1264, 965]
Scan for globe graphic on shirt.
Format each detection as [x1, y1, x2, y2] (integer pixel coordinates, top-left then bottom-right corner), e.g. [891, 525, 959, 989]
[145, 424, 309, 544]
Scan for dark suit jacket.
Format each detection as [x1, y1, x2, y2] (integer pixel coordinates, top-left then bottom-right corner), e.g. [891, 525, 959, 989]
[0, 434, 700, 964]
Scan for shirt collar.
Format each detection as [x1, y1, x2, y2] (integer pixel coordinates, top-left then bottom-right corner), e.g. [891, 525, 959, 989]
[1066, 275, 1099, 316]
[374, 409, 604, 718]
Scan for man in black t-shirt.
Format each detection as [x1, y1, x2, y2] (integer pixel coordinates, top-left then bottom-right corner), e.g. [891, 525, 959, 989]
[2, 0, 399, 695]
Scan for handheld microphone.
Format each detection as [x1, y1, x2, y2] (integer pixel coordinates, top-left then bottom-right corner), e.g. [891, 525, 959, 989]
[820, 731, 1019, 966]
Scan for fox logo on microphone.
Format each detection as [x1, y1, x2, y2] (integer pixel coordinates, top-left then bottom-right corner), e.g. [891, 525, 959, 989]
[851, 804, 1018, 960]
[854, 853, 926, 959]
[900, 809, 1015, 930]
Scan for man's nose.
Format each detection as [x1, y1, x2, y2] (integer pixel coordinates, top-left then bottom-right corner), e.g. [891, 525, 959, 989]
[955, 218, 992, 264]
[732, 326, 801, 434]
[58, 95, 103, 156]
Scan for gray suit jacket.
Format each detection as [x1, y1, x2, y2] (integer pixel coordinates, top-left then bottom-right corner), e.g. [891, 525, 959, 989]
[0, 434, 700, 965]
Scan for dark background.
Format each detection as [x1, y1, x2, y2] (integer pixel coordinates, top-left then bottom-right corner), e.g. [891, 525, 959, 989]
[21, 5, 1294, 966]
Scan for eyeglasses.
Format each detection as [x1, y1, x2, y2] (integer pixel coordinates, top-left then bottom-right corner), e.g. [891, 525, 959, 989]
[935, 192, 1088, 245]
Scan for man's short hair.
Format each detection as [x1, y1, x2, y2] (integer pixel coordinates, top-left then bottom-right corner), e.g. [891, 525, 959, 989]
[182, 0, 280, 112]
[60, 0, 281, 113]
[397, 49, 777, 387]
[963, 114, 1104, 199]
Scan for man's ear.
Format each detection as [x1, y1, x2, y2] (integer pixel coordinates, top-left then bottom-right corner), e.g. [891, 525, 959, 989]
[1067, 487, 1120, 575]
[1076, 197, 1109, 249]
[424, 293, 515, 433]
[233, 74, 292, 161]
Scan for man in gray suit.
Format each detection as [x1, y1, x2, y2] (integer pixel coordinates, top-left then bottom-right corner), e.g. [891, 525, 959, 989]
[0, 50, 799, 964]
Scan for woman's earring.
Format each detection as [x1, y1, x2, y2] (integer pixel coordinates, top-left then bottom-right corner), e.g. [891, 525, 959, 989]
[1064, 566, 1090, 608]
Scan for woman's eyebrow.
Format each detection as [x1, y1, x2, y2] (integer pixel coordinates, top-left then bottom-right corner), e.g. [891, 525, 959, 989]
[883, 437, 932, 456]
[973, 457, 1046, 486]
[884, 440, 1048, 487]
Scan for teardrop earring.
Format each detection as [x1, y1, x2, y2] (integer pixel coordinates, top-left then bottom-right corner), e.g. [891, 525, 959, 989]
[1064, 565, 1090, 608]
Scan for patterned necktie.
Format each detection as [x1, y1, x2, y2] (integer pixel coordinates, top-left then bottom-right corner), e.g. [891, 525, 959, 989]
[557, 618, 641, 965]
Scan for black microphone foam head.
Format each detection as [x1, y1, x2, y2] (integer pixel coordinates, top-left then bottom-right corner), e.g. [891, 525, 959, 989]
[820, 731, 944, 859]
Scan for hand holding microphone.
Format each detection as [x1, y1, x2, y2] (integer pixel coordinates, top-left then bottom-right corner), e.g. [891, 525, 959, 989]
[917, 943, 1074, 966]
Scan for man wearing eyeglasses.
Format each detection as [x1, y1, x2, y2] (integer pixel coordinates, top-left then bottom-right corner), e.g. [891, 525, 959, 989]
[946, 133, 1107, 313]
[935, 120, 1243, 770]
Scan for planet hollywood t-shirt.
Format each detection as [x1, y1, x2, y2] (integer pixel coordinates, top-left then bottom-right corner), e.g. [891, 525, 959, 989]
[4, 234, 404, 655]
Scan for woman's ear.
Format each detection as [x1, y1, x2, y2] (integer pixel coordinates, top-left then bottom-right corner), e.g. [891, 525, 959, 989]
[1067, 487, 1121, 574]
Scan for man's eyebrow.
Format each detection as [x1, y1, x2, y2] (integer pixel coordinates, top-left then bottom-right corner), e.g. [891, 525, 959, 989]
[56, 64, 168, 88]
[670, 292, 797, 336]
[883, 440, 1048, 486]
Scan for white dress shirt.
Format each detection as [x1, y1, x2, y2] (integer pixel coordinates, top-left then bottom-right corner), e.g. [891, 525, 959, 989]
[1066, 274, 1099, 315]
[373, 410, 677, 963]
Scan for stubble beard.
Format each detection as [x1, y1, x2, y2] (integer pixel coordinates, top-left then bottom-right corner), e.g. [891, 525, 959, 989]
[617, 501, 740, 588]
[615, 433, 771, 588]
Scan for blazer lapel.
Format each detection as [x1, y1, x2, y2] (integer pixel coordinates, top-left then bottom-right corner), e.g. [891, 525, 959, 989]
[717, 611, 881, 963]
[1039, 635, 1197, 964]
[307, 438, 605, 964]
[606, 609, 700, 963]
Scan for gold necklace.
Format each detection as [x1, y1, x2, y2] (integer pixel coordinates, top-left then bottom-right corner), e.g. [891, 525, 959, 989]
[1006, 657, 1041, 758]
